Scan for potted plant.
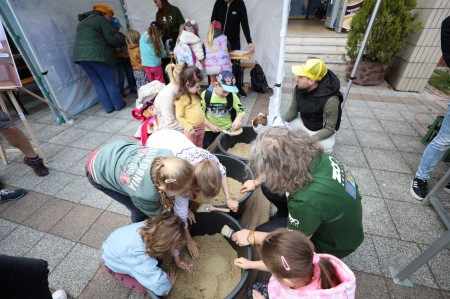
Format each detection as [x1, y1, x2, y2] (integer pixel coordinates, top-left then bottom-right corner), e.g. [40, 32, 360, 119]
[345, 0, 422, 85]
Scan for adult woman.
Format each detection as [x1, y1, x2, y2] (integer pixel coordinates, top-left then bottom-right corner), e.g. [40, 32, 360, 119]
[86, 140, 196, 223]
[73, 3, 126, 113]
[234, 127, 363, 259]
[153, 63, 184, 131]
[154, 0, 185, 45]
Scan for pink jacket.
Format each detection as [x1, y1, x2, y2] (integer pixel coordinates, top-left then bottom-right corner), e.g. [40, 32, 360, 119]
[268, 254, 356, 299]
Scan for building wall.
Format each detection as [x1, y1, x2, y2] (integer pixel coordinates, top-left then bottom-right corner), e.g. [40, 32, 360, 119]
[386, 0, 450, 92]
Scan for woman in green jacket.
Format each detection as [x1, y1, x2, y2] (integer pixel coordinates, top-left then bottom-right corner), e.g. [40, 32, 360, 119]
[73, 3, 126, 113]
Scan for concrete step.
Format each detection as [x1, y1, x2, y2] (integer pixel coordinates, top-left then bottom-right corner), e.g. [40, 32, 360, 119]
[285, 44, 347, 53]
[286, 34, 348, 45]
[284, 52, 346, 63]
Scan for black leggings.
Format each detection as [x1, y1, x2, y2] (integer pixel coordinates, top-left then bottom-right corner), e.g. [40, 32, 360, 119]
[0, 255, 53, 299]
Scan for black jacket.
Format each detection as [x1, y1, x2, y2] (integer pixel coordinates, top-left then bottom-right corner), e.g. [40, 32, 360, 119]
[211, 0, 252, 44]
[442, 16, 450, 66]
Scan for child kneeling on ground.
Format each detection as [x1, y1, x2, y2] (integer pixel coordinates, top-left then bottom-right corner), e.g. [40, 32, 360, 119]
[234, 229, 356, 299]
[102, 214, 190, 297]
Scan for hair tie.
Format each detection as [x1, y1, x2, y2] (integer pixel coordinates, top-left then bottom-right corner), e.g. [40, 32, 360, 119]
[312, 253, 320, 265]
[193, 71, 198, 80]
[165, 178, 176, 184]
[281, 256, 291, 271]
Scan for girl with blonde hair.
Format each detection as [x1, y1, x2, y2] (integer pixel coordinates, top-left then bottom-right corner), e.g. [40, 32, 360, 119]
[234, 229, 356, 299]
[140, 21, 166, 83]
[204, 20, 232, 85]
[146, 129, 237, 259]
[86, 140, 196, 223]
[103, 214, 189, 297]
[153, 63, 184, 131]
[126, 29, 149, 92]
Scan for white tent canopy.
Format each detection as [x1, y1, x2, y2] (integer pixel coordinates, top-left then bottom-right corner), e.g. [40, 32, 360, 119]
[0, 0, 288, 123]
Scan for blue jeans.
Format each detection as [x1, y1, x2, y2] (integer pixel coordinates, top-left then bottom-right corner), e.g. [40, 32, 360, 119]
[416, 100, 450, 180]
[116, 59, 137, 95]
[79, 61, 125, 112]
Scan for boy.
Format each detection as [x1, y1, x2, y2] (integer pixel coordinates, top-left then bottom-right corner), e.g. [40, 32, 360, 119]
[201, 71, 245, 149]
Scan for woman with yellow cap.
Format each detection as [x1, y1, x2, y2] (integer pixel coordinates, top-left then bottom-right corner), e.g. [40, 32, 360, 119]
[73, 3, 127, 113]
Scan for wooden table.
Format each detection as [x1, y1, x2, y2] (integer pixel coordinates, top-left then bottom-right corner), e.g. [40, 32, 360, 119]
[166, 51, 254, 61]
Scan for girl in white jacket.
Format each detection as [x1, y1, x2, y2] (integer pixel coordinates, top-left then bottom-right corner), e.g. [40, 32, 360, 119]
[174, 19, 204, 69]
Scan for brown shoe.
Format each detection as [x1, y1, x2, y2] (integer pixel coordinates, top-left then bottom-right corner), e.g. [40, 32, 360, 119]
[23, 156, 49, 177]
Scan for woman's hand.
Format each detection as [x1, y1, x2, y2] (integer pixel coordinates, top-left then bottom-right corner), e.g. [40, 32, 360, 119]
[248, 43, 255, 52]
[187, 239, 200, 260]
[231, 229, 250, 246]
[241, 180, 257, 193]
[227, 198, 239, 212]
[166, 268, 177, 286]
[187, 209, 196, 225]
[252, 290, 265, 299]
[234, 257, 253, 269]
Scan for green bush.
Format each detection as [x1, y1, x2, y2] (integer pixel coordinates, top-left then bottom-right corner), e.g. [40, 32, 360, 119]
[428, 69, 450, 95]
[346, 0, 422, 65]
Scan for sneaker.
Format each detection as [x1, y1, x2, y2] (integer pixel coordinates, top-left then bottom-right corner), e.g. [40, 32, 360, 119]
[410, 177, 428, 201]
[23, 156, 49, 177]
[444, 183, 450, 194]
[52, 290, 67, 299]
[0, 188, 26, 204]
[238, 90, 247, 98]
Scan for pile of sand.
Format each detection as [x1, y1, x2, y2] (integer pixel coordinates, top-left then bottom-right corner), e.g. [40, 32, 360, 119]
[210, 177, 247, 205]
[227, 142, 252, 159]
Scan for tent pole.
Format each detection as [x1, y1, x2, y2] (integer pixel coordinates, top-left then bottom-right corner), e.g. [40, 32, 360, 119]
[269, 0, 291, 120]
[341, 0, 382, 110]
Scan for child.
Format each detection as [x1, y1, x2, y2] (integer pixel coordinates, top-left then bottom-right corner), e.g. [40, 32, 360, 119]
[204, 21, 232, 85]
[140, 21, 167, 83]
[234, 229, 356, 299]
[174, 19, 204, 69]
[174, 65, 205, 147]
[202, 71, 245, 149]
[102, 214, 190, 297]
[126, 29, 149, 92]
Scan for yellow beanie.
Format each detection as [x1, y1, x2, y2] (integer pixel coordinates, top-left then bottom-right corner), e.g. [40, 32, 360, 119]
[93, 3, 114, 16]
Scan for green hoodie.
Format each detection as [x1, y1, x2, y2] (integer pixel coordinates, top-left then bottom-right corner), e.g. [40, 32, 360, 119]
[73, 10, 125, 67]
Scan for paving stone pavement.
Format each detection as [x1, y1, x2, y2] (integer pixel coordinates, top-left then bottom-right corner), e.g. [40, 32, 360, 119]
[1, 80, 450, 298]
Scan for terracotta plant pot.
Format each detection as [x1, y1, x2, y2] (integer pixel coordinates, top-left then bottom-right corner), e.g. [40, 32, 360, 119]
[345, 60, 385, 86]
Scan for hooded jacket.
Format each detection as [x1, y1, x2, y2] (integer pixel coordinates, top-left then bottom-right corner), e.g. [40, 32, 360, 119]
[210, 0, 252, 44]
[268, 253, 356, 299]
[174, 30, 204, 69]
[73, 10, 125, 67]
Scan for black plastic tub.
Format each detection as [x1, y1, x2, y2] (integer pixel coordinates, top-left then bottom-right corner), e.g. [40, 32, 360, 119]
[214, 154, 255, 219]
[148, 212, 252, 299]
[217, 126, 257, 163]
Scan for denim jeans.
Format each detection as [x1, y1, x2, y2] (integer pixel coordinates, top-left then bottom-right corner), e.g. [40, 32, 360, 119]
[79, 61, 125, 112]
[416, 100, 450, 180]
[116, 59, 137, 95]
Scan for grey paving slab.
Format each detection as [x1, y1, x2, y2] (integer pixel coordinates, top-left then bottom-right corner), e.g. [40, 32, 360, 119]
[72, 115, 109, 130]
[70, 131, 113, 151]
[361, 196, 398, 238]
[353, 271, 389, 299]
[384, 277, 447, 298]
[372, 170, 416, 202]
[40, 142, 66, 160]
[95, 118, 133, 134]
[78, 266, 131, 299]
[365, 101, 388, 110]
[355, 130, 397, 150]
[25, 234, 75, 271]
[9, 166, 47, 189]
[345, 106, 376, 119]
[342, 235, 382, 275]
[114, 107, 136, 120]
[33, 171, 80, 197]
[339, 114, 352, 129]
[349, 117, 385, 132]
[80, 189, 113, 210]
[117, 121, 140, 137]
[107, 200, 131, 217]
[401, 152, 450, 180]
[0, 161, 33, 185]
[0, 225, 44, 256]
[23, 198, 75, 232]
[363, 148, 412, 174]
[371, 109, 406, 121]
[346, 99, 369, 108]
[55, 175, 92, 204]
[79, 103, 104, 115]
[381, 119, 420, 137]
[391, 134, 427, 154]
[423, 247, 450, 291]
[48, 127, 88, 146]
[386, 200, 447, 245]
[48, 147, 91, 175]
[372, 235, 437, 288]
[335, 128, 359, 146]
[0, 191, 49, 223]
[350, 166, 382, 197]
[48, 244, 102, 298]
[332, 144, 369, 168]
[383, 102, 412, 112]
[0, 218, 18, 240]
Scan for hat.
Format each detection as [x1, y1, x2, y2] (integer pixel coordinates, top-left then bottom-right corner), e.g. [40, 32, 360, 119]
[93, 3, 114, 16]
[212, 20, 222, 30]
[184, 19, 199, 35]
[216, 71, 238, 93]
[292, 58, 327, 81]
[109, 17, 122, 29]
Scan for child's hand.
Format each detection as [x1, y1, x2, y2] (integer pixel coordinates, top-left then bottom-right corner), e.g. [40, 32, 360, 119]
[210, 125, 221, 133]
[252, 290, 265, 299]
[227, 197, 239, 212]
[166, 268, 177, 286]
[231, 120, 242, 131]
[241, 180, 257, 193]
[176, 259, 191, 272]
[188, 209, 196, 225]
[189, 129, 195, 136]
[187, 239, 200, 260]
[234, 257, 252, 269]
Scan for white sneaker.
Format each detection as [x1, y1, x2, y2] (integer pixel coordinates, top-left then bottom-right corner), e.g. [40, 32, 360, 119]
[52, 290, 67, 299]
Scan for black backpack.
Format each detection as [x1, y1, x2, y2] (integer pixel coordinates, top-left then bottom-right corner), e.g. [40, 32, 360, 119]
[250, 62, 269, 93]
[204, 88, 236, 121]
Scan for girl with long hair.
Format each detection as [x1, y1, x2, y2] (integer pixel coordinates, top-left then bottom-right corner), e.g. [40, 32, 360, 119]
[140, 21, 166, 83]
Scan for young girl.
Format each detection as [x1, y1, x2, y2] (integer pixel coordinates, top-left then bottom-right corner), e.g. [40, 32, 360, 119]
[86, 140, 196, 223]
[174, 65, 205, 147]
[140, 21, 167, 83]
[102, 214, 189, 297]
[126, 29, 149, 92]
[234, 229, 356, 299]
[174, 19, 204, 69]
[204, 20, 232, 85]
